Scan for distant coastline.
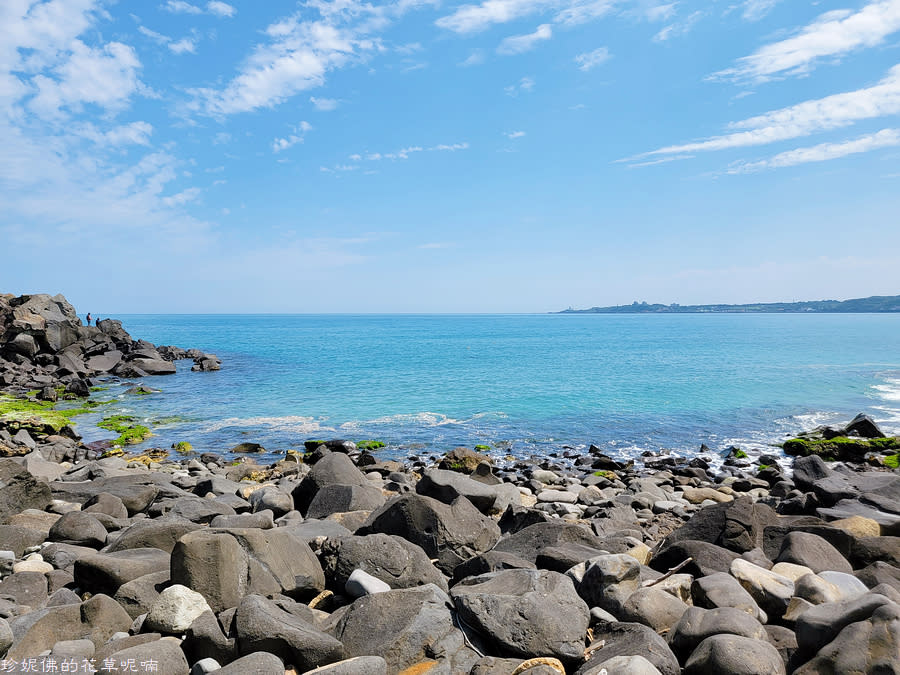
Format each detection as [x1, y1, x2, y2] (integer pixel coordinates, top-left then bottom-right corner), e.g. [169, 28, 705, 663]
[557, 294, 900, 314]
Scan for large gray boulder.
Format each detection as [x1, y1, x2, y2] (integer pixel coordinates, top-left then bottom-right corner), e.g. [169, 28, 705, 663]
[692, 572, 767, 622]
[0, 458, 51, 520]
[306, 483, 385, 520]
[451, 568, 589, 665]
[683, 634, 786, 675]
[574, 622, 680, 675]
[213, 652, 284, 674]
[292, 452, 369, 514]
[234, 594, 344, 671]
[776, 532, 853, 574]
[105, 517, 200, 553]
[48, 511, 108, 548]
[621, 587, 690, 634]
[576, 553, 641, 615]
[98, 638, 189, 675]
[358, 494, 500, 575]
[492, 521, 605, 565]
[331, 584, 479, 673]
[171, 527, 325, 612]
[794, 592, 895, 657]
[320, 534, 447, 591]
[416, 468, 502, 514]
[793, 601, 900, 674]
[74, 548, 171, 595]
[669, 606, 768, 662]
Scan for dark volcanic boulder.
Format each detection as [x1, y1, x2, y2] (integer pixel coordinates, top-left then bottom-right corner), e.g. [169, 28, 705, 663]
[306, 483, 385, 520]
[234, 594, 344, 671]
[451, 568, 589, 664]
[331, 584, 479, 673]
[48, 511, 108, 548]
[358, 494, 501, 575]
[106, 517, 200, 553]
[683, 634, 786, 675]
[416, 468, 500, 514]
[491, 520, 605, 565]
[320, 534, 447, 591]
[74, 548, 171, 595]
[292, 452, 369, 514]
[574, 622, 680, 675]
[669, 606, 768, 662]
[776, 531, 853, 574]
[171, 527, 325, 612]
[0, 458, 51, 520]
[792, 601, 900, 674]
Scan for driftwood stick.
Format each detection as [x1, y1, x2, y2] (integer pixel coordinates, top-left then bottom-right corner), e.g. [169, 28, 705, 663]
[643, 557, 693, 587]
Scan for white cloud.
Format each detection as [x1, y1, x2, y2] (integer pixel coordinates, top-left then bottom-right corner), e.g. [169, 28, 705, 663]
[169, 38, 197, 54]
[716, 0, 900, 82]
[430, 142, 469, 151]
[574, 46, 610, 71]
[741, 0, 781, 21]
[460, 50, 486, 66]
[162, 186, 202, 206]
[506, 130, 526, 138]
[395, 42, 423, 54]
[191, 14, 379, 116]
[311, 96, 339, 110]
[497, 23, 552, 54]
[162, 1, 203, 14]
[207, 1, 236, 17]
[29, 40, 143, 119]
[633, 64, 900, 159]
[729, 128, 900, 172]
[139, 26, 170, 44]
[162, 0, 234, 17]
[436, 0, 552, 33]
[654, 10, 702, 42]
[418, 242, 454, 249]
[504, 76, 536, 96]
[273, 135, 304, 152]
[435, 0, 614, 33]
[74, 121, 154, 146]
[272, 121, 312, 152]
[642, 2, 676, 21]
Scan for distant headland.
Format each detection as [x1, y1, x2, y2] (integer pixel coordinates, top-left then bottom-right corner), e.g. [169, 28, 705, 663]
[558, 294, 900, 314]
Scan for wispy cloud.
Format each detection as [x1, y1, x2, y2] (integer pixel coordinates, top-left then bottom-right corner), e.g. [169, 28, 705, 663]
[162, 1, 235, 17]
[460, 50, 486, 66]
[169, 38, 197, 54]
[505, 130, 526, 138]
[741, 0, 781, 21]
[504, 76, 536, 96]
[654, 10, 703, 42]
[207, 1, 236, 17]
[497, 24, 552, 54]
[729, 128, 900, 172]
[272, 121, 312, 153]
[631, 64, 900, 160]
[574, 46, 610, 71]
[435, 0, 615, 33]
[715, 0, 900, 82]
[310, 96, 339, 111]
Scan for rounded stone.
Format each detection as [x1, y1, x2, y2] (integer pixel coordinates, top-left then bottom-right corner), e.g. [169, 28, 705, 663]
[684, 634, 786, 675]
[144, 584, 213, 633]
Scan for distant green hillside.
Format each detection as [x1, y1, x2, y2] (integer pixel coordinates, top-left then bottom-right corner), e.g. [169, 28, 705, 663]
[559, 295, 900, 314]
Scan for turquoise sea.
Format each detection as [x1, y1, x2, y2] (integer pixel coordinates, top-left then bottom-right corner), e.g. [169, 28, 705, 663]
[75, 314, 900, 464]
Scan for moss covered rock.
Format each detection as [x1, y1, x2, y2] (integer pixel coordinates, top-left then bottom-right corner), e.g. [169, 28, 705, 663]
[783, 436, 900, 461]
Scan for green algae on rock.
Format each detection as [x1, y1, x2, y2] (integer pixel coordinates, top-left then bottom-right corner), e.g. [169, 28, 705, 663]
[0, 394, 94, 436]
[782, 435, 900, 461]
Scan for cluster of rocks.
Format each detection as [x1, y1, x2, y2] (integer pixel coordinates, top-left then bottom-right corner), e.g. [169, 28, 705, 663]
[0, 424, 897, 674]
[0, 293, 219, 398]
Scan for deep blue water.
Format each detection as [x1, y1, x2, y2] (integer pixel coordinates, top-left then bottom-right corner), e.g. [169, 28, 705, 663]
[73, 314, 900, 464]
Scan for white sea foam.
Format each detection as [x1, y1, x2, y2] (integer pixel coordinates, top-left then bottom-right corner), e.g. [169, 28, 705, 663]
[201, 416, 334, 434]
[339, 411, 507, 430]
[872, 378, 900, 402]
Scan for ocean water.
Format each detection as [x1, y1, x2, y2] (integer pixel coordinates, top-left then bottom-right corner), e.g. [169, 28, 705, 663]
[73, 314, 900, 465]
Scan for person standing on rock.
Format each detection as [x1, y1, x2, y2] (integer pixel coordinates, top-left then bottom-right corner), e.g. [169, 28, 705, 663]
[86, 312, 92, 325]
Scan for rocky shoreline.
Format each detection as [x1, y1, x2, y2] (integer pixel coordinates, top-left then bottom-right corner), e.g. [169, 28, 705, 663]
[1, 295, 899, 674]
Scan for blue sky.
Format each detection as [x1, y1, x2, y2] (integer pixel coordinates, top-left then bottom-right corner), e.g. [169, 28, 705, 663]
[1, 0, 899, 313]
